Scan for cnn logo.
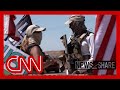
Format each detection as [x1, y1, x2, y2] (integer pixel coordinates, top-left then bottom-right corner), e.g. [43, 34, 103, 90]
[5, 56, 43, 74]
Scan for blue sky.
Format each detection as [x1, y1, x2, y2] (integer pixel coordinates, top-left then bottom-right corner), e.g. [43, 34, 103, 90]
[15, 15, 96, 51]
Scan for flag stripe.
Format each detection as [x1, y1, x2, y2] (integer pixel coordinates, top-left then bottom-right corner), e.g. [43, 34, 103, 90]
[114, 69, 116, 75]
[8, 15, 16, 36]
[9, 15, 20, 41]
[95, 15, 116, 61]
[103, 23, 116, 60]
[94, 15, 104, 38]
[93, 15, 116, 75]
[4, 15, 9, 35]
[98, 47, 116, 75]
[94, 15, 112, 59]
[106, 46, 116, 75]
[97, 23, 116, 75]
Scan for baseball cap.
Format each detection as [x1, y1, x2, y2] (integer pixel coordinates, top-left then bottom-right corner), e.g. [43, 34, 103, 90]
[26, 24, 46, 37]
[65, 15, 85, 25]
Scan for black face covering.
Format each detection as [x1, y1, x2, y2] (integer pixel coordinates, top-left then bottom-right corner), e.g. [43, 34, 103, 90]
[70, 21, 87, 37]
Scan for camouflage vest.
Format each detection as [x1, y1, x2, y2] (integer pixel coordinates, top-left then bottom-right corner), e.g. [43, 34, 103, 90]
[68, 32, 90, 61]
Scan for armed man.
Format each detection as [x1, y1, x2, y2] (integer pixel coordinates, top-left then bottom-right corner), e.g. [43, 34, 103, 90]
[60, 15, 94, 75]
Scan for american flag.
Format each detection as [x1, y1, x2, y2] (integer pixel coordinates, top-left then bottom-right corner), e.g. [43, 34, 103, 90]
[93, 15, 116, 75]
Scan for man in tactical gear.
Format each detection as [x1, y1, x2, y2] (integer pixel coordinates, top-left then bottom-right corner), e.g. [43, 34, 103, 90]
[63, 15, 94, 74]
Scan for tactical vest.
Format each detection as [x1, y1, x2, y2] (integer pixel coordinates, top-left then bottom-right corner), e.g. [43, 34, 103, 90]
[67, 31, 92, 61]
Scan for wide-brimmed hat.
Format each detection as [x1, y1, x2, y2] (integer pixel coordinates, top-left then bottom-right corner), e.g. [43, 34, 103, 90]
[65, 15, 85, 25]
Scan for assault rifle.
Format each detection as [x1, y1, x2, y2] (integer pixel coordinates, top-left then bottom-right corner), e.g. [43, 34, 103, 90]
[60, 34, 71, 75]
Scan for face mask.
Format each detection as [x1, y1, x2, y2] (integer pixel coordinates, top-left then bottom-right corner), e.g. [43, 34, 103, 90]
[28, 32, 42, 45]
[71, 21, 87, 36]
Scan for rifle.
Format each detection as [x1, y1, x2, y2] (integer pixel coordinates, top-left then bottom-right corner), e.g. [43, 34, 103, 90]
[60, 34, 71, 75]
